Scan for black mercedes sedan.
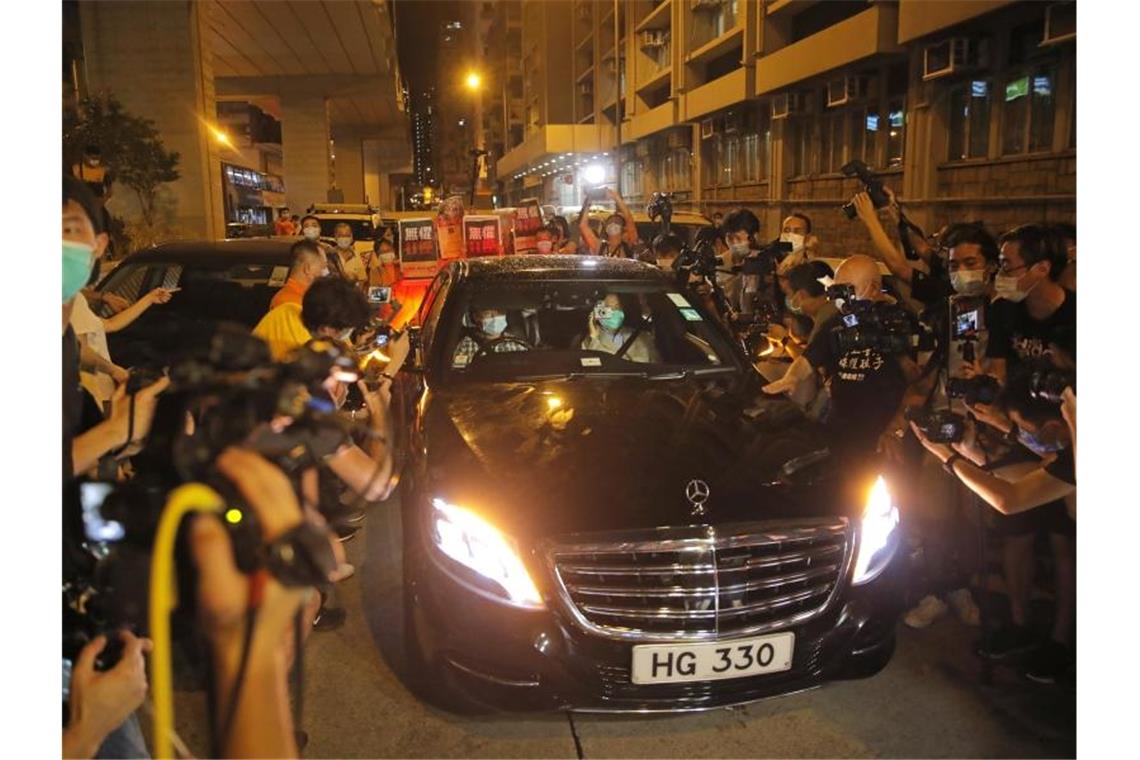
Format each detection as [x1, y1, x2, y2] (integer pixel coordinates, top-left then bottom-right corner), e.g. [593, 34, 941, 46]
[400, 255, 906, 713]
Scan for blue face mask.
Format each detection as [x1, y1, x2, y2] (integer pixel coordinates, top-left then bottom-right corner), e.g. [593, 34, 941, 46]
[482, 315, 507, 337]
[1017, 426, 1066, 457]
[63, 240, 94, 303]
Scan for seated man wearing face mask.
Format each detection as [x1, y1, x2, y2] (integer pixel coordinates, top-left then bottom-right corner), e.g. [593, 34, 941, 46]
[452, 307, 531, 368]
[580, 294, 660, 364]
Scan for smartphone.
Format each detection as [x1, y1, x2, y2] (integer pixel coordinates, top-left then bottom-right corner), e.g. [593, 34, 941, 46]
[368, 286, 392, 304]
[373, 325, 392, 347]
[80, 482, 125, 543]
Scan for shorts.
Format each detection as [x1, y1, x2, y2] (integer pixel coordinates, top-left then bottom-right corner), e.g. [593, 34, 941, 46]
[990, 498, 1076, 538]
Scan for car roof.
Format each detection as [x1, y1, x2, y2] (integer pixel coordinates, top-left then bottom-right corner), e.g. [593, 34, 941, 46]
[454, 254, 666, 283]
[122, 238, 296, 265]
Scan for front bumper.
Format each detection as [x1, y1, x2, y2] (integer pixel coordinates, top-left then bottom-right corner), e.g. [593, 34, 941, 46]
[406, 535, 905, 713]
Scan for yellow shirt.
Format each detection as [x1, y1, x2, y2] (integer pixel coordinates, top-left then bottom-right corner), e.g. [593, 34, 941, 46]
[252, 302, 312, 361]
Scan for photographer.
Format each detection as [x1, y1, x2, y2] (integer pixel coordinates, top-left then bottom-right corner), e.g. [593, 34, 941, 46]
[911, 369, 1075, 683]
[721, 208, 784, 316]
[63, 631, 151, 759]
[762, 255, 923, 465]
[851, 190, 955, 308]
[651, 233, 683, 271]
[578, 187, 638, 257]
[778, 212, 819, 260]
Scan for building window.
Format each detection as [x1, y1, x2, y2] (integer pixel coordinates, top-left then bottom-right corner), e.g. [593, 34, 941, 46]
[885, 99, 905, 167]
[1002, 65, 1056, 155]
[849, 109, 866, 166]
[740, 133, 760, 182]
[948, 79, 993, 161]
[663, 147, 691, 190]
[702, 136, 719, 187]
[721, 134, 739, 186]
[791, 121, 812, 177]
[820, 111, 847, 173]
[622, 160, 643, 197]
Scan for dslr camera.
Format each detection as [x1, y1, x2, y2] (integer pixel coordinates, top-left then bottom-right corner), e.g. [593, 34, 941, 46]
[840, 159, 891, 220]
[825, 283, 932, 354]
[1030, 367, 1075, 404]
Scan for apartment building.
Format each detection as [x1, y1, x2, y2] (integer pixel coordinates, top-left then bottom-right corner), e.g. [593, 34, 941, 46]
[491, 0, 1075, 255]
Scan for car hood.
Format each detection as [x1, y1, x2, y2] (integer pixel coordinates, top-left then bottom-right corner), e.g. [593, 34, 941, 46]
[419, 377, 853, 542]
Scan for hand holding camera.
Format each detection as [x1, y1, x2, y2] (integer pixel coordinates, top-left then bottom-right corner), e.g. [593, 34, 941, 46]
[63, 630, 152, 759]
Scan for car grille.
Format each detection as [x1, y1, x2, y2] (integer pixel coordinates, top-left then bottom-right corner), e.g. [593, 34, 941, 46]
[547, 519, 851, 641]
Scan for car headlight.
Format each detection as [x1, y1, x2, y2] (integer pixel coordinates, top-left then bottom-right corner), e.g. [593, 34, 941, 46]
[430, 498, 544, 609]
[852, 476, 900, 585]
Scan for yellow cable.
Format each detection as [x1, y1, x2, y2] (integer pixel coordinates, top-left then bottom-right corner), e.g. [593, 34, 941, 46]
[148, 483, 226, 760]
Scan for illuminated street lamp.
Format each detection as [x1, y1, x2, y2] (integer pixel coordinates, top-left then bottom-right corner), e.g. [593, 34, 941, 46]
[465, 71, 482, 91]
[211, 127, 231, 147]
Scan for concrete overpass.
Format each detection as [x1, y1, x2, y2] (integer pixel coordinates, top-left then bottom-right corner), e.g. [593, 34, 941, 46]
[79, 0, 411, 239]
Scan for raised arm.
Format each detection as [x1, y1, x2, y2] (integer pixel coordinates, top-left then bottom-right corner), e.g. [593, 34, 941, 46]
[577, 195, 600, 254]
[852, 192, 917, 283]
[608, 188, 640, 245]
[104, 288, 176, 333]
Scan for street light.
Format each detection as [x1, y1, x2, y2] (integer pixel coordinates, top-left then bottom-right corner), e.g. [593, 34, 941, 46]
[465, 71, 482, 91]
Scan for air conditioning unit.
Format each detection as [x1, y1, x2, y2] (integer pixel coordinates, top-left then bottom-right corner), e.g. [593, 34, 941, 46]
[827, 76, 866, 107]
[691, 0, 723, 11]
[770, 92, 800, 120]
[723, 111, 741, 134]
[666, 129, 689, 149]
[640, 30, 669, 50]
[922, 38, 990, 81]
[700, 118, 717, 140]
[1041, 1, 1076, 46]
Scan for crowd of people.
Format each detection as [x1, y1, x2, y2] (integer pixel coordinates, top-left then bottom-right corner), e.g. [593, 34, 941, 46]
[62, 169, 1076, 756]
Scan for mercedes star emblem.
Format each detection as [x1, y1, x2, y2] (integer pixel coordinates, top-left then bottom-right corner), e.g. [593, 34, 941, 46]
[685, 479, 711, 516]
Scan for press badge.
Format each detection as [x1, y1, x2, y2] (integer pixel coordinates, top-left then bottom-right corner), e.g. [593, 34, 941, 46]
[679, 308, 703, 322]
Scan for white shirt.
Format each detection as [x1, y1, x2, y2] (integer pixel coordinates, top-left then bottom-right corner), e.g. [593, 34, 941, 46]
[336, 248, 367, 283]
[70, 293, 115, 408]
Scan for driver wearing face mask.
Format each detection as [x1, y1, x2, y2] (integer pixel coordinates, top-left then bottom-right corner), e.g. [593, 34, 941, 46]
[452, 307, 531, 368]
[579, 294, 659, 364]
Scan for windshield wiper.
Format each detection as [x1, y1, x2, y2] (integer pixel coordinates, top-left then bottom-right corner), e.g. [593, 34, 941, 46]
[646, 366, 737, 381]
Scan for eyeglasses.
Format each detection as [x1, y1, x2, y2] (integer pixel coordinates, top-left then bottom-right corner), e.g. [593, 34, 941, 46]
[998, 262, 1029, 275]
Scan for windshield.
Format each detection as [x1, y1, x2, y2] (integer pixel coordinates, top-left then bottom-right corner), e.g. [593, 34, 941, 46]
[438, 278, 740, 383]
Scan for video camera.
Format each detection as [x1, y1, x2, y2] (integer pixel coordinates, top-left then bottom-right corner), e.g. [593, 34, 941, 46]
[825, 283, 933, 355]
[64, 325, 356, 667]
[840, 159, 891, 221]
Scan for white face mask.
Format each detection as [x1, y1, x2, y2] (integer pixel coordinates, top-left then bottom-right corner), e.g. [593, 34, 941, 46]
[994, 273, 1031, 303]
[780, 232, 805, 252]
[320, 266, 331, 277]
[336, 236, 353, 250]
[950, 269, 988, 296]
[729, 242, 751, 260]
[338, 328, 354, 343]
[536, 240, 553, 254]
[605, 223, 623, 238]
[303, 226, 321, 241]
[379, 252, 396, 264]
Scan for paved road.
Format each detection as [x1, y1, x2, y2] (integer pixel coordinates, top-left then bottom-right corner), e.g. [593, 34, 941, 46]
[172, 498, 1075, 758]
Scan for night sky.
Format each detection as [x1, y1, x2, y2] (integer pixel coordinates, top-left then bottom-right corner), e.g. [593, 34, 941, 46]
[394, 0, 465, 102]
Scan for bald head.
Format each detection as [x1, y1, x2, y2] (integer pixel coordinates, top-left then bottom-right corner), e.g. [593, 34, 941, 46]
[834, 255, 883, 301]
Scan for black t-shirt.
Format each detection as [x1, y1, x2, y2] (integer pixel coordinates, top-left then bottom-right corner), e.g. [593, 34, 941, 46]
[986, 289, 1077, 367]
[1045, 447, 1076, 486]
[803, 313, 909, 450]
